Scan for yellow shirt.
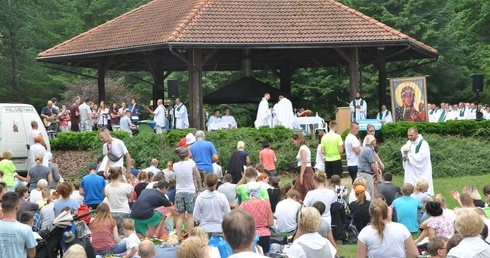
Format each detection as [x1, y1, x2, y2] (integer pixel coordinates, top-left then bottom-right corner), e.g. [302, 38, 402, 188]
[321, 132, 343, 161]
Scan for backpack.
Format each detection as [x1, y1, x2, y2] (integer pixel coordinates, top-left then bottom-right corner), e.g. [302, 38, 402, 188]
[208, 235, 232, 258]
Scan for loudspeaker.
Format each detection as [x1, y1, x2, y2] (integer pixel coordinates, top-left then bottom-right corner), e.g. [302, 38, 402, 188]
[168, 80, 179, 98]
[473, 75, 484, 92]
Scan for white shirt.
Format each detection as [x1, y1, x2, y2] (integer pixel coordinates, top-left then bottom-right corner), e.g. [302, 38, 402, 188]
[286, 232, 336, 258]
[125, 233, 141, 258]
[303, 188, 336, 224]
[447, 236, 490, 258]
[153, 105, 166, 127]
[213, 163, 223, 179]
[296, 145, 311, 167]
[98, 107, 110, 125]
[221, 115, 237, 127]
[79, 103, 91, 121]
[345, 134, 360, 166]
[102, 138, 129, 168]
[70, 190, 84, 205]
[145, 165, 161, 174]
[105, 183, 133, 213]
[274, 198, 301, 233]
[314, 144, 325, 171]
[30, 143, 48, 167]
[27, 129, 41, 146]
[174, 103, 189, 129]
[358, 222, 411, 258]
[228, 252, 267, 258]
[174, 159, 197, 193]
[206, 116, 222, 127]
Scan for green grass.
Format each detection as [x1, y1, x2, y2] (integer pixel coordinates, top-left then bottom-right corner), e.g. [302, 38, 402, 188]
[282, 174, 490, 258]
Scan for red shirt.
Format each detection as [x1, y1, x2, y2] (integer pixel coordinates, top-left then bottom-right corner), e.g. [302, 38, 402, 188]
[70, 104, 80, 124]
[90, 218, 116, 251]
[240, 200, 271, 236]
[259, 148, 276, 170]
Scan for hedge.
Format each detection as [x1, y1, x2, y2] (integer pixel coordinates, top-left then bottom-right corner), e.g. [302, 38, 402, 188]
[50, 127, 318, 174]
[379, 120, 490, 139]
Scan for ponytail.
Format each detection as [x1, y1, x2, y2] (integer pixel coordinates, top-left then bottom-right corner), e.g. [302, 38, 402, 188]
[369, 198, 388, 241]
[34, 153, 43, 165]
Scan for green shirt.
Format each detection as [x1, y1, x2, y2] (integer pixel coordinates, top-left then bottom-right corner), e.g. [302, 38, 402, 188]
[321, 132, 343, 161]
[236, 184, 269, 203]
[0, 159, 16, 187]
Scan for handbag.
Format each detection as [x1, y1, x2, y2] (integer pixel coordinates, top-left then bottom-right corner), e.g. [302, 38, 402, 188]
[106, 144, 122, 162]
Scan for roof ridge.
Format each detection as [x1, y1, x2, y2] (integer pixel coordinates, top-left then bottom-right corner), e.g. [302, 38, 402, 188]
[167, 0, 211, 42]
[40, 0, 159, 55]
[327, 0, 436, 52]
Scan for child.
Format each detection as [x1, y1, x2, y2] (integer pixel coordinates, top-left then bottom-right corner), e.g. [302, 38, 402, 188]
[40, 191, 59, 231]
[331, 175, 348, 210]
[122, 219, 140, 258]
[19, 211, 42, 240]
[267, 176, 281, 213]
[30, 179, 48, 204]
[90, 203, 127, 256]
[412, 179, 431, 222]
[70, 180, 84, 205]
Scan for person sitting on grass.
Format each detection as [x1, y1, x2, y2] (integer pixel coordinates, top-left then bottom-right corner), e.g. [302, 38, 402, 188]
[348, 177, 372, 204]
[411, 179, 432, 222]
[190, 227, 221, 258]
[427, 236, 448, 258]
[19, 211, 42, 240]
[312, 201, 338, 251]
[90, 202, 127, 256]
[236, 167, 269, 204]
[274, 189, 302, 234]
[29, 178, 48, 204]
[447, 208, 490, 257]
[391, 183, 421, 233]
[414, 201, 454, 245]
[122, 219, 140, 258]
[330, 175, 348, 210]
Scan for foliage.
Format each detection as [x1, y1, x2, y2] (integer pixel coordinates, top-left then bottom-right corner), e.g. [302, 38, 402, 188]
[60, 77, 140, 106]
[378, 120, 490, 139]
[51, 127, 319, 174]
[379, 134, 490, 178]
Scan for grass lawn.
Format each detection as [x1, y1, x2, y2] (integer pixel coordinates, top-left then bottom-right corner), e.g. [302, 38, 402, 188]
[282, 174, 490, 258]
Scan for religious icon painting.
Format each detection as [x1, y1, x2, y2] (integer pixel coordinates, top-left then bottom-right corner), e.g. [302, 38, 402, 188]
[389, 76, 428, 122]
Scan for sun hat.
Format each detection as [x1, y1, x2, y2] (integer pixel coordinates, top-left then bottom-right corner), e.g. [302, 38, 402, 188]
[185, 133, 196, 145]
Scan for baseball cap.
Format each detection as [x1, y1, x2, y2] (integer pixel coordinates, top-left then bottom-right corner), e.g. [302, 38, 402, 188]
[355, 185, 366, 195]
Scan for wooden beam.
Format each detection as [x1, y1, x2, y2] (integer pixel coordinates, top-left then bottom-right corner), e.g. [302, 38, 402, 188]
[188, 49, 204, 129]
[97, 56, 114, 102]
[348, 48, 360, 100]
[377, 49, 387, 111]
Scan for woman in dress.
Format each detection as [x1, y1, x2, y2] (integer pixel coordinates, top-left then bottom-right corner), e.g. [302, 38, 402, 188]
[98, 100, 110, 129]
[105, 167, 134, 236]
[227, 149, 244, 184]
[357, 198, 419, 258]
[291, 132, 315, 200]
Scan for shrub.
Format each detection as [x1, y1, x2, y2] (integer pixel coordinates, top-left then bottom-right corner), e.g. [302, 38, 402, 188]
[379, 120, 490, 139]
[379, 134, 490, 178]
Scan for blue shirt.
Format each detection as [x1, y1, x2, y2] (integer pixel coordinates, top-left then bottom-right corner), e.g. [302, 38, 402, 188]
[358, 146, 376, 174]
[392, 196, 421, 233]
[80, 173, 106, 205]
[189, 140, 218, 173]
[120, 116, 131, 130]
[54, 198, 80, 216]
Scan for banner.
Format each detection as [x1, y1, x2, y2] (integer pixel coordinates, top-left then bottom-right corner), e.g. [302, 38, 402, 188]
[390, 76, 428, 122]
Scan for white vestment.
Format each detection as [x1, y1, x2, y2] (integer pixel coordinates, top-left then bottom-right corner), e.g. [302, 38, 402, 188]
[468, 109, 476, 120]
[349, 98, 367, 121]
[376, 110, 392, 123]
[457, 107, 470, 120]
[206, 116, 221, 127]
[273, 98, 295, 129]
[221, 115, 237, 128]
[428, 109, 438, 123]
[254, 97, 272, 128]
[174, 103, 189, 129]
[401, 134, 434, 196]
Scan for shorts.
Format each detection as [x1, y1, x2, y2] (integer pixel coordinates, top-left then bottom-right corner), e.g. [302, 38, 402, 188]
[175, 192, 196, 213]
[134, 211, 163, 235]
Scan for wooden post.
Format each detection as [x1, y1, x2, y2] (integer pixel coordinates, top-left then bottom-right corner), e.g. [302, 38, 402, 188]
[97, 56, 114, 102]
[348, 48, 360, 100]
[377, 60, 387, 111]
[188, 49, 204, 129]
[148, 61, 165, 109]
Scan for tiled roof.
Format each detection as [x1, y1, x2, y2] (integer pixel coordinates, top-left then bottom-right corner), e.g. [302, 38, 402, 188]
[38, 0, 436, 58]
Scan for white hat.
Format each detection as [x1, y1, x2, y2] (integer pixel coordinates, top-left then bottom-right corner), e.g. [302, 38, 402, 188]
[185, 133, 196, 145]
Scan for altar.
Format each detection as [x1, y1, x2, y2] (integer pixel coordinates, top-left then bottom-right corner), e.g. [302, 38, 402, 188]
[295, 116, 325, 133]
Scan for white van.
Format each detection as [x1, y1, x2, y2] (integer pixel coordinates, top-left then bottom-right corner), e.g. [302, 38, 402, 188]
[0, 103, 50, 176]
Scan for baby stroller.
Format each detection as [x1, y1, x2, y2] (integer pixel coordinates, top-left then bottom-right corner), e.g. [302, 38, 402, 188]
[35, 210, 96, 258]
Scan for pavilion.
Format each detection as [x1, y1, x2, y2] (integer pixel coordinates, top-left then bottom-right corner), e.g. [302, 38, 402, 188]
[37, 0, 438, 129]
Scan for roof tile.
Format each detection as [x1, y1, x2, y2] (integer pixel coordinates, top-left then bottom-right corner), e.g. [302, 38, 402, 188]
[38, 0, 436, 58]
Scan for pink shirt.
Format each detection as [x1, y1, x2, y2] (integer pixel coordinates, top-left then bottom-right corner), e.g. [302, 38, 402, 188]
[259, 148, 276, 170]
[90, 218, 116, 251]
[240, 200, 271, 236]
[427, 215, 454, 237]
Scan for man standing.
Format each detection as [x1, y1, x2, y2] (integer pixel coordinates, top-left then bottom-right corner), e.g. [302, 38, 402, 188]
[222, 209, 267, 258]
[99, 128, 132, 177]
[273, 95, 295, 129]
[349, 91, 367, 121]
[254, 93, 272, 128]
[128, 98, 141, 124]
[189, 131, 218, 188]
[321, 121, 344, 179]
[345, 122, 361, 183]
[40, 100, 59, 131]
[376, 104, 393, 124]
[173, 98, 189, 129]
[357, 135, 379, 199]
[79, 163, 106, 210]
[145, 99, 167, 134]
[69, 96, 81, 132]
[401, 127, 434, 196]
[0, 192, 37, 258]
[221, 108, 237, 129]
[27, 121, 43, 147]
[79, 98, 92, 132]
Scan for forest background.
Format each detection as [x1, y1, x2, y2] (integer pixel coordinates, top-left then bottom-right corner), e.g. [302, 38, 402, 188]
[1, 0, 489, 126]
